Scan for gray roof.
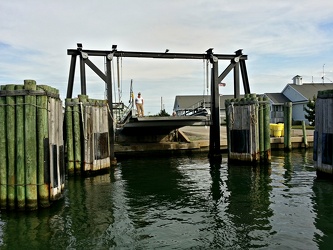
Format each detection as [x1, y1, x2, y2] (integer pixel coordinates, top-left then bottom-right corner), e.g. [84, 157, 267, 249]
[287, 83, 333, 100]
[265, 93, 291, 104]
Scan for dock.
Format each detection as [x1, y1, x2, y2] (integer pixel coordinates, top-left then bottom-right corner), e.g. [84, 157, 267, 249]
[114, 125, 314, 156]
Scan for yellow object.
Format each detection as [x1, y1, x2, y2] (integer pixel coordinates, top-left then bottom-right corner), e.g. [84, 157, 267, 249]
[270, 124, 277, 136]
[273, 123, 284, 137]
[277, 123, 284, 136]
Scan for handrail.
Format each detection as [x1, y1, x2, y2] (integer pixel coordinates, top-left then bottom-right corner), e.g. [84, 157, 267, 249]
[176, 99, 211, 116]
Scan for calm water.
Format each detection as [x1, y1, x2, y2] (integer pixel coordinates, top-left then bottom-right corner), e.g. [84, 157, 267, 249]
[0, 150, 333, 249]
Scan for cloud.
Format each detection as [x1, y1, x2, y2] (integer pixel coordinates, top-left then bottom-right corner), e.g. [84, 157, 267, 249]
[1, 0, 333, 113]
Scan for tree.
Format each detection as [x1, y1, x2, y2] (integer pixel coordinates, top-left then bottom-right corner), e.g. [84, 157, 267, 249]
[304, 95, 316, 126]
[155, 109, 170, 117]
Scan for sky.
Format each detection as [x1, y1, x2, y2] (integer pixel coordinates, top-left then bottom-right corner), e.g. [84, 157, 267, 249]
[1, 0, 333, 115]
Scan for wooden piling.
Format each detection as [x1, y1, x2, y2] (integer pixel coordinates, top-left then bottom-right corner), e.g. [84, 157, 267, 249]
[15, 85, 26, 210]
[0, 81, 64, 210]
[48, 87, 60, 200]
[225, 99, 231, 159]
[0, 86, 7, 209]
[57, 91, 65, 192]
[6, 84, 16, 210]
[301, 120, 308, 148]
[93, 100, 101, 170]
[65, 98, 75, 175]
[250, 94, 260, 161]
[226, 95, 271, 164]
[258, 96, 264, 161]
[73, 98, 82, 174]
[64, 95, 112, 175]
[101, 100, 110, 169]
[284, 102, 292, 151]
[314, 90, 333, 176]
[263, 96, 271, 163]
[24, 80, 38, 210]
[36, 85, 50, 207]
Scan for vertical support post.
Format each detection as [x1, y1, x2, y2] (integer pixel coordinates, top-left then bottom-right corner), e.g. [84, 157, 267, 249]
[24, 80, 38, 210]
[106, 56, 116, 165]
[73, 98, 82, 174]
[15, 85, 26, 210]
[258, 96, 265, 162]
[263, 96, 271, 163]
[284, 102, 292, 151]
[240, 60, 250, 94]
[66, 55, 77, 98]
[225, 99, 231, 159]
[209, 58, 221, 163]
[36, 85, 50, 207]
[234, 61, 240, 98]
[79, 54, 87, 95]
[65, 98, 75, 175]
[0, 86, 7, 209]
[302, 120, 308, 148]
[6, 84, 15, 210]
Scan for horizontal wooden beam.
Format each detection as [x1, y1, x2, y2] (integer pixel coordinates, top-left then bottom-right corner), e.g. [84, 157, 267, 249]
[67, 49, 248, 61]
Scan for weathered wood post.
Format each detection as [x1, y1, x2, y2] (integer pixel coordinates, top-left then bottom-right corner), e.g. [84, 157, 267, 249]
[24, 80, 38, 210]
[106, 56, 117, 166]
[15, 85, 26, 210]
[263, 96, 271, 163]
[65, 98, 75, 175]
[5, 85, 16, 209]
[73, 98, 82, 174]
[284, 102, 292, 151]
[0, 86, 7, 209]
[301, 120, 308, 148]
[209, 57, 222, 163]
[258, 96, 265, 162]
[36, 85, 50, 207]
[314, 90, 333, 176]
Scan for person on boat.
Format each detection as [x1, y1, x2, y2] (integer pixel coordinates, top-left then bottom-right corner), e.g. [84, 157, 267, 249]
[135, 92, 144, 117]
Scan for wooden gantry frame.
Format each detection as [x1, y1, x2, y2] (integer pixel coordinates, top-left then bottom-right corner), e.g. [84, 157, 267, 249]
[66, 44, 251, 163]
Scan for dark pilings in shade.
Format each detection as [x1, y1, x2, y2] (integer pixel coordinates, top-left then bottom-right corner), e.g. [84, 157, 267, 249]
[209, 60, 222, 164]
[258, 96, 265, 161]
[314, 90, 333, 176]
[225, 95, 270, 164]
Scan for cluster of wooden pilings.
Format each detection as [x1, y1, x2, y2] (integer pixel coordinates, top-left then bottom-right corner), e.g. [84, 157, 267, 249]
[314, 90, 333, 176]
[225, 94, 271, 164]
[65, 95, 111, 176]
[0, 80, 64, 210]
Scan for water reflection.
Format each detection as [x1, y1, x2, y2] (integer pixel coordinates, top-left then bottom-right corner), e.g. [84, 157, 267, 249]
[0, 150, 332, 249]
[313, 177, 333, 248]
[269, 149, 319, 249]
[226, 163, 273, 249]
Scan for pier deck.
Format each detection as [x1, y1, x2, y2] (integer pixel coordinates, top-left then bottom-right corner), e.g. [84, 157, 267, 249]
[114, 126, 314, 155]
